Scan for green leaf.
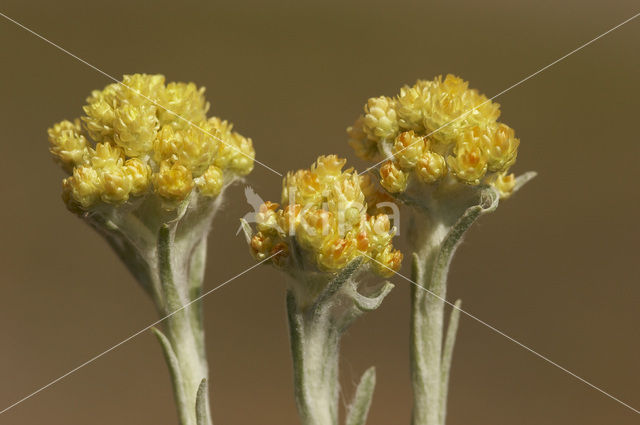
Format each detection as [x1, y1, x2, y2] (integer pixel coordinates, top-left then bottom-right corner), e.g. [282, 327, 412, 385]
[513, 171, 537, 194]
[286, 290, 311, 421]
[439, 299, 462, 425]
[196, 378, 213, 425]
[158, 224, 183, 312]
[311, 257, 363, 315]
[352, 281, 394, 312]
[345, 367, 377, 425]
[152, 327, 190, 425]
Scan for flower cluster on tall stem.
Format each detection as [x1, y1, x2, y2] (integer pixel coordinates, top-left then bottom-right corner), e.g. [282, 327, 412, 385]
[48, 74, 255, 425]
[242, 155, 402, 425]
[348, 74, 535, 425]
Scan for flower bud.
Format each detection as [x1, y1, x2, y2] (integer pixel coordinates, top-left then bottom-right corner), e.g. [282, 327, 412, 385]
[380, 161, 409, 193]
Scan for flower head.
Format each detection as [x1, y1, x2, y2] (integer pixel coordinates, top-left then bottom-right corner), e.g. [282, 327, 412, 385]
[349, 74, 519, 198]
[48, 74, 255, 211]
[246, 155, 402, 277]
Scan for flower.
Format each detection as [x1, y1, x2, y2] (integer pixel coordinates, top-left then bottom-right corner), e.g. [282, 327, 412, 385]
[242, 158, 399, 425]
[247, 155, 402, 277]
[348, 76, 535, 425]
[48, 73, 255, 210]
[380, 161, 409, 193]
[47, 119, 90, 172]
[47, 73, 254, 425]
[349, 74, 520, 198]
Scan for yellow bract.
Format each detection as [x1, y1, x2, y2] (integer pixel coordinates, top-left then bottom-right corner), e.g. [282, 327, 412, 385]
[250, 155, 402, 277]
[349, 74, 519, 197]
[48, 74, 255, 210]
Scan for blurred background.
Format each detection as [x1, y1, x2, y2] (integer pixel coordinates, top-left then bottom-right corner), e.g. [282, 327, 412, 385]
[0, 1, 638, 424]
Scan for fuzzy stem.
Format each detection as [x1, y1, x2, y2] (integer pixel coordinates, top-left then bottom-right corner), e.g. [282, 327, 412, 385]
[410, 245, 446, 425]
[287, 290, 341, 425]
[157, 225, 212, 425]
[408, 174, 534, 425]
[410, 195, 493, 425]
[439, 300, 461, 425]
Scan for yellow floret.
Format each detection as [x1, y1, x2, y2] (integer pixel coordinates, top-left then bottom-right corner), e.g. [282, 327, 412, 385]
[317, 237, 357, 272]
[250, 156, 401, 276]
[112, 103, 158, 156]
[159, 82, 209, 128]
[124, 158, 152, 196]
[282, 169, 322, 206]
[416, 150, 447, 183]
[82, 84, 118, 143]
[313, 154, 347, 179]
[492, 172, 516, 198]
[447, 140, 488, 185]
[256, 201, 280, 233]
[277, 204, 302, 236]
[373, 245, 403, 277]
[120, 73, 166, 105]
[482, 123, 519, 172]
[396, 82, 428, 131]
[153, 161, 194, 200]
[197, 164, 224, 197]
[101, 165, 132, 203]
[297, 208, 334, 252]
[393, 131, 425, 170]
[64, 166, 102, 208]
[348, 116, 379, 161]
[250, 231, 275, 261]
[380, 161, 409, 193]
[363, 96, 399, 141]
[349, 74, 520, 193]
[364, 214, 393, 251]
[226, 133, 255, 176]
[48, 119, 89, 172]
[90, 142, 124, 169]
[153, 123, 218, 176]
[48, 73, 255, 210]
[328, 172, 365, 218]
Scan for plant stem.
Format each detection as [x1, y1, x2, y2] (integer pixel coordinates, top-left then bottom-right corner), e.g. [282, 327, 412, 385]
[156, 224, 212, 425]
[439, 300, 461, 425]
[87, 191, 232, 424]
[287, 290, 341, 425]
[410, 223, 447, 425]
[410, 188, 499, 425]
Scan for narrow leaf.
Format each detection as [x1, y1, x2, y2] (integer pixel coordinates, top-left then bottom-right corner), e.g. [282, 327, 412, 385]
[157, 224, 183, 312]
[311, 257, 363, 315]
[345, 367, 377, 425]
[352, 282, 394, 312]
[513, 171, 537, 194]
[439, 299, 462, 425]
[196, 378, 213, 425]
[152, 327, 190, 425]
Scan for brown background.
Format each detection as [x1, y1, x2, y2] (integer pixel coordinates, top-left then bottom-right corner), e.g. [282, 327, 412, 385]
[0, 1, 638, 424]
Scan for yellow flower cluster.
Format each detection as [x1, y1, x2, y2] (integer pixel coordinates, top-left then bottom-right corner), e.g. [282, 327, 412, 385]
[348, 74, 520, 197]
[48, 74, 255, 209]
[249, 155, 402, 277]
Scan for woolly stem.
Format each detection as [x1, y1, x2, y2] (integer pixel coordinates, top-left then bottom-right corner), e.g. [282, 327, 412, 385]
[287, 290, 341, 425]
[410, 185, 502, 425]
[154, 225, 212, 425]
